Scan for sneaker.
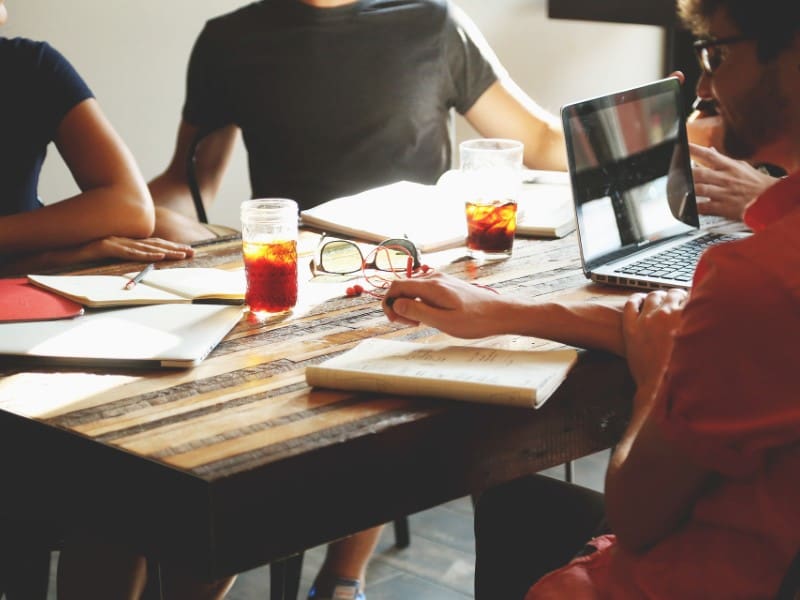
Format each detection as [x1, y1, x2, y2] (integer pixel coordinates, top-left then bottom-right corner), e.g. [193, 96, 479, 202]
[307, 577, 366, 600]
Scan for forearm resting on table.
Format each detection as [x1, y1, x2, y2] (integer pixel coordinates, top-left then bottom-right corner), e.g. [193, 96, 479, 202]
[0, 246, 101, 276]
[0, 186, 153, 256]
[385, 274, 626, 354]
[149, 171, 226, 243]
[0, 249, 72, 276]
[503, 299, 626, 355]
[149, 171, 199, 218]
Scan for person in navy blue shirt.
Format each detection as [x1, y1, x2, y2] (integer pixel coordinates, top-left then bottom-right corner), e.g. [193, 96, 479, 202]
[0, 1, 193, 275]
[0, 1, 242, 598]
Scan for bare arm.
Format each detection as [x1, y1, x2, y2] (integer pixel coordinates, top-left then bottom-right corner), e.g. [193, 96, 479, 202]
[465, 81, 567, 172]
[148, 120, 239, 243]
[382, 272, 626, 355]
[0, 237, 194, 277]
[447, 1, 565, 172]
[604, 291, 709, 552]
[149, 121, 238, 219]
[0, 98, 154, 255]
[385, 274, 712, 553]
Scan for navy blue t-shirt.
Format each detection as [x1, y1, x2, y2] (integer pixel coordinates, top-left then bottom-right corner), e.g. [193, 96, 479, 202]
[183, 0, 497, 209]
[0, 37, 94, 216]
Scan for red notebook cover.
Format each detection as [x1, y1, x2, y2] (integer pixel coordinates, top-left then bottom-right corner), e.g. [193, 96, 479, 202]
[0, 278, 84, 322]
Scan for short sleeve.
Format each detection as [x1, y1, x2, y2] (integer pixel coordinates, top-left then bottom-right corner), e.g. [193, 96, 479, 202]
[27, 41, 93, 142]
[655, 243, 800, 477]
[443, 2, 498, 114]
[182, 26, 233, 130]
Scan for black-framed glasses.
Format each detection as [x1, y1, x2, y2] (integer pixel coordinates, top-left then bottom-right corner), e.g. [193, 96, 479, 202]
[311, 234, 421, 276]
[693, 35, 754, 76]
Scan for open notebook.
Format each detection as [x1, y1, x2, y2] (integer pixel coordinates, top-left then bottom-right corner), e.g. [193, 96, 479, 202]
[0, 303, 243, 368]
[28, 267, 246, 308]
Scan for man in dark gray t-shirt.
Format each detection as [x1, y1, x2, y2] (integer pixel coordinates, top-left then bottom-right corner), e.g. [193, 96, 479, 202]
[149, 7, 566, 594]
[150, 0, 566, 244]
[184, 0, 496, 208]
[148, 6, 565, 593]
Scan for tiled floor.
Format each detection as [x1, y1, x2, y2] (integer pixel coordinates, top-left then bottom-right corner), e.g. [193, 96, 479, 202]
[44, 451, 608, 599]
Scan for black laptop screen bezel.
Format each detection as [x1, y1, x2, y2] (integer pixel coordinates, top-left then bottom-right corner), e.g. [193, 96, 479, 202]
[561, 77, 698, 272]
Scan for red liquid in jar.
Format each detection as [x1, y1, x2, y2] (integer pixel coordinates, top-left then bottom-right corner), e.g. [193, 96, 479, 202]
[243, 240, 298, 314]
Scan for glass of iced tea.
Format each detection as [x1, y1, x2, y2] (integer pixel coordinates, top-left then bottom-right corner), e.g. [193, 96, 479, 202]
[465, 200, 517, 258]
[459, 139, 523, 260]
[240, 199, 298, 317]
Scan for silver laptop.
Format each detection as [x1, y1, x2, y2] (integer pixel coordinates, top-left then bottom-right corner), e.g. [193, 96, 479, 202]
[0, 303, 243, 369]
[561, 77, 748, 290]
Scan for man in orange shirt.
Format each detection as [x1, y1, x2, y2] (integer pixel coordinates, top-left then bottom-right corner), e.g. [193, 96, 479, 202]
[381, 0, 800, 597]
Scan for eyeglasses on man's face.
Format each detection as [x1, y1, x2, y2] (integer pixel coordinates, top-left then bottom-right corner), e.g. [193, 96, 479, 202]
[311, 235, 421, 277]
[693, 35, 754, 76]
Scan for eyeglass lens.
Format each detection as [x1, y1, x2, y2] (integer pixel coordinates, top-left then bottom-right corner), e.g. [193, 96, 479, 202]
[318, 240, 363, 274]
[318, 238, 418, 274]
[701, 46, 720, 74]
[371, 242, 417, 271]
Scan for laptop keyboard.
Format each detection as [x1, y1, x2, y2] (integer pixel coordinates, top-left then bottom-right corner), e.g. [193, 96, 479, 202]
[614, 233, 738, 283]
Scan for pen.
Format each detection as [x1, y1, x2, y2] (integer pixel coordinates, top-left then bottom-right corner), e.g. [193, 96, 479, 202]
[123, 263, 154, 290]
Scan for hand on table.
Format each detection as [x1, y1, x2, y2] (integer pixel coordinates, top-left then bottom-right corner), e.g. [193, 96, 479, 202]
[622, 289, 687, 410]
[68, 236, 194, 263]
[689, 143, 777, 221]
[2, 236, 196, 276]
[382, 272, 507, 339]
[38, 236, 195, 271]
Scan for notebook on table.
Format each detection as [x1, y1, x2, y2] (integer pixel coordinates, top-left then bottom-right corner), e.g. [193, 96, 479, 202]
[300, 181, 467, 252]
[0, 303, 243, 369]
[27, 267, 246, 308]
[0, 278, 84, 322]
[561, 77, 749, 290]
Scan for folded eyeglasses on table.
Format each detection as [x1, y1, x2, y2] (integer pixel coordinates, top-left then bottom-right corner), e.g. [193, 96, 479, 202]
[309, 234, 430, 296]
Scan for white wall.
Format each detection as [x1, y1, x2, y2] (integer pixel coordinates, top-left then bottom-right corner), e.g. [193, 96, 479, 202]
[4, 0, 663, 228]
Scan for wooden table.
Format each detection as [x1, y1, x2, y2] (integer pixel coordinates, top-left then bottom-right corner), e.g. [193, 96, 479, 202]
[0, 232, 633, 582]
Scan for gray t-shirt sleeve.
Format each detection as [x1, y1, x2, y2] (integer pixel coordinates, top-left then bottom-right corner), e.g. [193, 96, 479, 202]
[444, 2, 499, 115]
[182, 25, 232, 130]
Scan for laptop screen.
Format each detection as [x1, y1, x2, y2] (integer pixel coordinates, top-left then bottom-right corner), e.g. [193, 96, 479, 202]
[562, 77, 698, 269]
